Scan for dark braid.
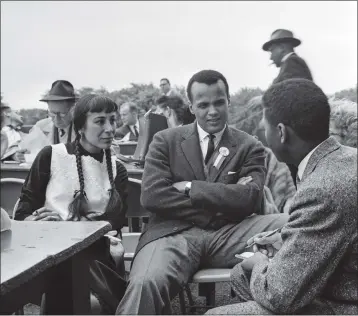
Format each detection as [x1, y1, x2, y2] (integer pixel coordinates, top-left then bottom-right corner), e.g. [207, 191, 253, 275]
[104, 148, 123, 214]
[68, 134, 90, 220]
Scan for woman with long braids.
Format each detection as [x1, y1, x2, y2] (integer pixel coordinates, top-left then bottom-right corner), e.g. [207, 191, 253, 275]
[15, 94, 128, 313]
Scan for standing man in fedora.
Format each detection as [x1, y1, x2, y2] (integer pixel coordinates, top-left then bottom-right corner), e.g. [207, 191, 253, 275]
[263, 29, 313, 185]
[263, 29, 313, 85]
[13, 80, 78, 162]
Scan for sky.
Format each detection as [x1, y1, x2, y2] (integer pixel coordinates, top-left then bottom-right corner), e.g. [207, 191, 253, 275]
[1, 1, 357, 110]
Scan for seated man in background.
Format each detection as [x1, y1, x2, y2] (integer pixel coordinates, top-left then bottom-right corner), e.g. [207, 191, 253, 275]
[207, 79, 357, 315]
[329, 97, 357, 148]
[116, 69, 287, 315]
[115, 102, 140, 141]
[2, 111, 24, 147]
[12, 80, 77, 162]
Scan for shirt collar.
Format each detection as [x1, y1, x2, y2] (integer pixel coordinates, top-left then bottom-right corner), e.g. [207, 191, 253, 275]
[129, 121, 139, 129]
[281, 52, 295, 63]
[297, 142, 322, 181]
[197, 122, 226, 143]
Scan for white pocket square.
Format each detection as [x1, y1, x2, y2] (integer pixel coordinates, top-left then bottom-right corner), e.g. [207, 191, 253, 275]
[228, 171, 237, 175]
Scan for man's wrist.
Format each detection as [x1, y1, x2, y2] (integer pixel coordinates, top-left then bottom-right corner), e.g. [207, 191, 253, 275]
[184, 182, 192, 196]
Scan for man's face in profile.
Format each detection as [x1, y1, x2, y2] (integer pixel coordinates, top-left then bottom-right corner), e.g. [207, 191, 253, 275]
[120, 105, 137, 126]
[160, 80, 170, 94]
[189, 79, 229, 134]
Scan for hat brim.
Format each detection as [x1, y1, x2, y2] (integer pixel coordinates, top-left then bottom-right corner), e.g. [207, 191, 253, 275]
[39, 95, 78, 102]
[262, 37, 301, 51]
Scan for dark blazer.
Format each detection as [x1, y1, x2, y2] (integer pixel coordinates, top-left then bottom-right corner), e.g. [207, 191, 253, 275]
[137, 123, 266, 255]
[115, 124, 138, 141]
[273, 53, 313, 85]
[246, 137, 357, 314]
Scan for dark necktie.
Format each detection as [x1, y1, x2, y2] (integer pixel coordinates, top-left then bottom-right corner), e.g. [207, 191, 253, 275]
[133, 125, 139, 138]
[59, 129, 65, 137]
[205, 134, 216, 165]
[296, 174, 301, 187]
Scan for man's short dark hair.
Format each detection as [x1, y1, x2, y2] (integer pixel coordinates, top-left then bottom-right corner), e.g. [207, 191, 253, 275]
[186, 70, 230, 103]
[156, 95, 168, 105]
[160, 78, 170, 85]
[262, 78, 330, 143]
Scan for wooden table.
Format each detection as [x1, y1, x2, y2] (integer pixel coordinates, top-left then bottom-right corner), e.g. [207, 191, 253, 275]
[0, 163, 30, 180]
[1, 162, 144, 180]
[112, 141, 138, 156]
[0, 220, 111, 315]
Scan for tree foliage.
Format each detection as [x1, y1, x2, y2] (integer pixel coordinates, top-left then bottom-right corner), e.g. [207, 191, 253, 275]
[4, 83, 357, 129]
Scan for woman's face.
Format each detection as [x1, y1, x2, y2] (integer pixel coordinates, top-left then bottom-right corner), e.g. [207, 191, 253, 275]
[80, 111, 117, 153]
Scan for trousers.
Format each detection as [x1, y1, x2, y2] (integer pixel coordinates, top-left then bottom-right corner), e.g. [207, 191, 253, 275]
[116, 213, 288, 314]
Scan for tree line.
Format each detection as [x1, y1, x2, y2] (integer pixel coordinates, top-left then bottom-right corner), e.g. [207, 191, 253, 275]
[2, 84, 357, 128]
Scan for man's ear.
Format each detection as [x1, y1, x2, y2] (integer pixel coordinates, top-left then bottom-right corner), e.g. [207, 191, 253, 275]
[189, 103, 195, 115]
[277, 123, 288, 143]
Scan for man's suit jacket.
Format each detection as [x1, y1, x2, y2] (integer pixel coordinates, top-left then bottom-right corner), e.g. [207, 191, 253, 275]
[273, 53, 313, 85]
[246, 137, 357, 314]
[137, 123, 266, 255]
[115, 124, 138, 141]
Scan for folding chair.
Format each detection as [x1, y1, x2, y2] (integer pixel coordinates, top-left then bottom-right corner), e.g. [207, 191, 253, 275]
[0, 178, 24, 218]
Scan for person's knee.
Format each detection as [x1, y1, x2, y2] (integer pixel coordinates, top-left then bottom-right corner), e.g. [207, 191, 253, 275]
[127, 267, 167, 293]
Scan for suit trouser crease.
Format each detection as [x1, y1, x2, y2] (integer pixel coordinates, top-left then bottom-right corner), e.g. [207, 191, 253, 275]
[116, 214, 288, 314]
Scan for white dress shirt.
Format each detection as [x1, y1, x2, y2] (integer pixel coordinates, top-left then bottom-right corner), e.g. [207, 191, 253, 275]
[197, 122, 226, 162]
[297, 142, 322, 181]
[122, 121, 139, 141]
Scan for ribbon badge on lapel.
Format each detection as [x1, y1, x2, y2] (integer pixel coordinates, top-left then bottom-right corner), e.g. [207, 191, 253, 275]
[213, 147, 229, 169]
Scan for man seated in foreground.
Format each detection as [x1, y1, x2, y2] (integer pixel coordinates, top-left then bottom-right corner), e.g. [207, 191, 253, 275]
[207, 79, 357, 315]
[116, 70, 288, 314]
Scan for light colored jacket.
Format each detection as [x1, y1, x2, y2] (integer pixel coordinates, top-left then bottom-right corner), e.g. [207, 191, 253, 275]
[32, 117, 76, 145]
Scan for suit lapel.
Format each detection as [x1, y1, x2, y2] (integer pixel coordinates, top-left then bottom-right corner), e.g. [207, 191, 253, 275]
[181, 124, 206, 181]
[208, 127, 237, 182]
[301, 137, 341, 181]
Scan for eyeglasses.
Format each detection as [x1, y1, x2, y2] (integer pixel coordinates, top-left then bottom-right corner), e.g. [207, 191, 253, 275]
[48, 110, 70, 118]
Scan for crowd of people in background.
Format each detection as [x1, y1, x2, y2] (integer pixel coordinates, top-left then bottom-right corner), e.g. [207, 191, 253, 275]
[1, 28, 357, 315]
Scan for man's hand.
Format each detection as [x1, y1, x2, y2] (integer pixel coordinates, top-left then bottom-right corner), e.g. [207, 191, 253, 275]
[241, 252, 269, 272]
[237, 176, 252, 185]
[32, 207, 63, 221]
[173, 181, 190, 194]
[12, 149, 28, 163]
[247, 230, 283, 258]
[105, 230, 122, 246]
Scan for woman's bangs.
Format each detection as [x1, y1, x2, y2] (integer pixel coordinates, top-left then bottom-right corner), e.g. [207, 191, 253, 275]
[89, 96, 118, 114]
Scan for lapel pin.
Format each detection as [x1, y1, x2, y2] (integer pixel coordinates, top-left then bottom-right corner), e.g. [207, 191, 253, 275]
[214, 147, 230, 169]
[219, 147, 229, 157]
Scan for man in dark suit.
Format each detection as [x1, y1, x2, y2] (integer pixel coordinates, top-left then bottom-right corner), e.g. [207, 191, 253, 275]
[207, 79, 357, 315]
[263, 29, 313, 84]
[116, 70, 287, 314]
[115, 102, 139, 141]
[263, 29, 313, 185]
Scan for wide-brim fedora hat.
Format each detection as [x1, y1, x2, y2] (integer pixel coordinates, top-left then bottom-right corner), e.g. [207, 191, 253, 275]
[40, 80, 79, 102]
[262, 29, 301, 51]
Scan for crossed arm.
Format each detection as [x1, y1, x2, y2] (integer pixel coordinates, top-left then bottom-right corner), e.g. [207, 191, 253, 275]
[141, 132, 266, 224]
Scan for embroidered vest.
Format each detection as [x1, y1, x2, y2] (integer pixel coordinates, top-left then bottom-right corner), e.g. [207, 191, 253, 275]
[44, 143, 117, 220]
